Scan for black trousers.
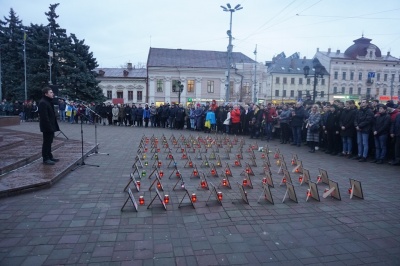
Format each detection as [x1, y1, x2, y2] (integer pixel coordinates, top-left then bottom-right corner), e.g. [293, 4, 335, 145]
[42, 131, 54, 161]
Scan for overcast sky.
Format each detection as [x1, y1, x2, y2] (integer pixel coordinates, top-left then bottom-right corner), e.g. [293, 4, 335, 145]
[2, 0, 399, 68]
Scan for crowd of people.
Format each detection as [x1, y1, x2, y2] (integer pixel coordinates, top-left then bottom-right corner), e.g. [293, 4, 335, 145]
[3, 95, 400, 166]
[0, 99, 39, 121]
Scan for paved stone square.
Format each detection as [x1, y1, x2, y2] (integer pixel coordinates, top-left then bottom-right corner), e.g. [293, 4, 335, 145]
[0, 122, 399, 265]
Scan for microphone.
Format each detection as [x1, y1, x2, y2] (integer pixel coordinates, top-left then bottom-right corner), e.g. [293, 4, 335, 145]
[54, 96, 67, 101]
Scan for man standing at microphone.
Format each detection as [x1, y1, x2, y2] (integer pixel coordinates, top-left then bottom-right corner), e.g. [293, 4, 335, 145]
[38, 87, 60, 165]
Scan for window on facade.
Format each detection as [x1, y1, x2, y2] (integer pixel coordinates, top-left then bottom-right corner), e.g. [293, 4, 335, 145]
[283, 77, 287, 84]
[307, 78, 311, 85]
[321, 79, 325, 85]
[350, 72, 354, 80]
[275, 90, 279, 97]
[243, 82, 250, 94]
[359, 72, 362, 81]
[299, 78, 303, 85]
[187, 80, 195, 92]
[333, 87, 337, 94]
[137, 91, 143, 102]
[342, 72, 346, 80]
[107, 90, 112, 99]
[207, 80, 214, 93]
[320, 91, 325, 98]
[366, 88, 371, 96]
[358, 87, 361, 95]
[377, 73, 380, 81]
[157, 79, 163, 92]
[275, 77, 280, 84]
[383, 88, 387, 95]
[290, 90, 294, 97]
[384, 74, 388, 81]
[392, 74, 395, 81]
[283, 90, 286, 97]
[128, 91, 133, 101]
[117, 91, 123, 98]
[349, 87, 353, 95]
[298, 90, 303, 98]
[341, 87, 345, 94]
[334, 72, 338, 79]
[291, 78, 295, 84]
[172, 80, 181, 92]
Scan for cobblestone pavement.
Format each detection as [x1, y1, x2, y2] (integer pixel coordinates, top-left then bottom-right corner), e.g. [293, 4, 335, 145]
[0, 122, 399, 265]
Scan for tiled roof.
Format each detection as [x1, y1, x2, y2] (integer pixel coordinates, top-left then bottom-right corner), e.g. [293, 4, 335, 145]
[318, 51, 399, 61]
[95, 68, 147, 78]
[147, 47, 255, 68]
[268, 58, 326, 75]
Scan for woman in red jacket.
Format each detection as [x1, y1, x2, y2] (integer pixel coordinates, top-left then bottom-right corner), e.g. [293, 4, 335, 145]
[230, 105, 241, 135]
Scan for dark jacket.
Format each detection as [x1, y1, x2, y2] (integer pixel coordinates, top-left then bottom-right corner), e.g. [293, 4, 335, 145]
[339, 107, 356, 137]
[290, 106, 305, 127]
[391, 114, 400, 137]
[373, 112, 391, 136]
[38, 96, 60, 133]
[354, 107, 374, 133]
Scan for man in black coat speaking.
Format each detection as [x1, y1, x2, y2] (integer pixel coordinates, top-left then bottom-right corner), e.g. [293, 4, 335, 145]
[38, 87, 60, 165]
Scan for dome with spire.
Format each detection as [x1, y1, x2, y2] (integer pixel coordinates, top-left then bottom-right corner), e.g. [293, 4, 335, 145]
[344, 36, 382, 59]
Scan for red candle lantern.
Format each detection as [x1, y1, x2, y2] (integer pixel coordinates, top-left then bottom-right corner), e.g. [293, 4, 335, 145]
[262, 177, 267, 184]
[317, 175, 322, 182]
[348, 187, 352, 194]
[306, 190, 312, 197]
[225, 169, 231, 175]
[136, 180, 141, 188]
[245, 167, 250, 174]
[237, 154, 242, 159]
[201, 180, 206, 188]
[158, 161, 162, 168]
[164, 195, 169, 204]
[157, 148, 160, 152]
[181, 148, 185, 153]
[298, 175, 303, 183]
[182, 154, 187, 159]
[157, 181, 161, 189]
[282, 177, 287, 183]
[274, 153, 279, 159]
[261, 153, 265, 159]
[144, 147, 148, 152]
[176, 171, 181, 177]
[324, 188, 329, 193]
[235, 160, 240, 166]
[193, 170, 198, 176]
[217, 192, 223, 201]
[222, 178, 227, 186]
[211, 169, 216, 175]
[295, 168, 300, 173]
[291, 159, 296, 166]
[242, 179, 248, 186]
[189, 161, 193, 167]
[159, 170, 164, 177]
[191, 193, 197, 203]
[139, 196, 145, 205]
[169, 154, 173, 159]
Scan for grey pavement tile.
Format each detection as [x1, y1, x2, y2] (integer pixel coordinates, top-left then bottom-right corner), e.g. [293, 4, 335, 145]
[1, 124, 400, 265]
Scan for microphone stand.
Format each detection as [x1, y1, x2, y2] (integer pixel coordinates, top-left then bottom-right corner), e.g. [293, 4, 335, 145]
[72, 108, 99, 171]
[83, 103, 109, 157]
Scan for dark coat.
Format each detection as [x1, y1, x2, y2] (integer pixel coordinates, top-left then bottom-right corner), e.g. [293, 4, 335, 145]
[290, 106, 305, 127]
[391, 114, 400, 136]
[373, 113, 391, 136]
[38, 96, 60, 133]
[339, 107, 356, 137]
[354, 107, 374, 133]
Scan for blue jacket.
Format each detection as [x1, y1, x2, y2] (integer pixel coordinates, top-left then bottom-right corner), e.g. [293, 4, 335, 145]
[205, 111, 216, 124]
[143, 108, 150, 119]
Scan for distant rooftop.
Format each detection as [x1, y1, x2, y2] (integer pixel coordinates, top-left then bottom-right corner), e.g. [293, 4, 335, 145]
[147, 47, 255, 68]
[95, 65, 146, 78]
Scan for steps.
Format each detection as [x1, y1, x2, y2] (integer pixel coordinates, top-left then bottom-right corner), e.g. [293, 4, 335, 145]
[0, 128, 96, 197]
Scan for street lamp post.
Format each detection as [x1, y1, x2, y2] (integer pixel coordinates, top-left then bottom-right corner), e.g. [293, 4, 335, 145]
[173, 81, 184, 104]
[221, 3, 243, 103]
[303, 58, 326, 103]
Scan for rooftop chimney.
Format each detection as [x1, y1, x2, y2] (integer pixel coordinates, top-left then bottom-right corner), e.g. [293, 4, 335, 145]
[336, 49, 340, 54]
[328, 48, 331, 54]
[127, 63, 133, 69]
[317, 48, 319, 52]
[123, 70, 129, 77]
[387, 51, 391, 56]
